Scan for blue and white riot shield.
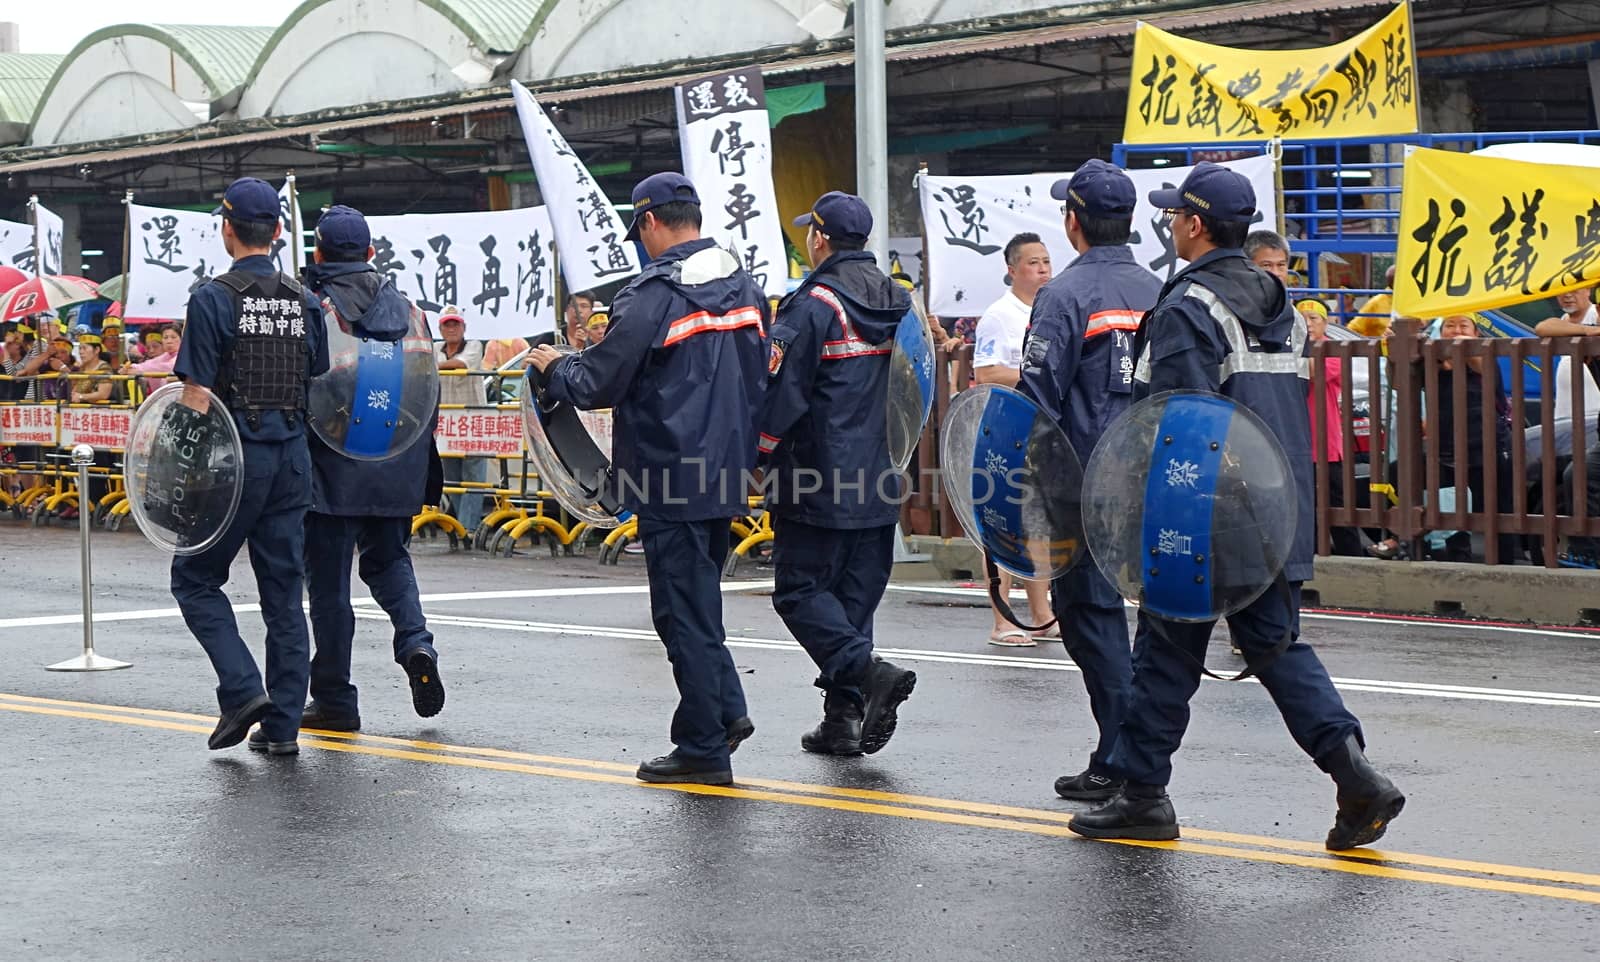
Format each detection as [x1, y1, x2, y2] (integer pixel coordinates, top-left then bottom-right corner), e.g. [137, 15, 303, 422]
[307, 301, 439, 461]
[1083, 391, 1296, 623]
[887, 297, 937, 473]
[519, 345, 622, 529]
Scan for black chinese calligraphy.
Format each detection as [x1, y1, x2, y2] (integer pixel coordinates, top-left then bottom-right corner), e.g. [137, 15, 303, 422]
[1409, 198, 1472, 299]
[1543, 199, 1600, 292]
[371, 236, 403, 289]
[1224, 69, 1266, 137]
[1186, 64, 1222, 138]
[739, 243, 770, 293]
[724, 184, 761, 241]
[722, 74, 759, 111]
[937, 185, 1001, 256]
[1484, 190, 1547, 296]
[1298, 65, 1341, 130]
[515, 232, 550, 313]
[141, 215, 189, 274]
[1145, 189, 1180, 281]
[1138, 54, 1182, 127]
[1336, 48, 1378, 121]
[1382, 23, 1415, 110]
[1261, 68, 1306, 135]
[710, 120, 751, 178]
[473, 235, 509, 315]
[587, 232, 633, 279]
[579, 191, 618, 233]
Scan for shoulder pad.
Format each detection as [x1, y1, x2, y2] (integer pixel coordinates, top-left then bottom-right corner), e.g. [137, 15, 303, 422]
[212, 270, 254, 294]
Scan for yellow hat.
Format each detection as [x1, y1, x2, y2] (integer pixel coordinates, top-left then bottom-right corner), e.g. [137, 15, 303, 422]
[1295, 298, 1329, 319]
[102, 316, 124, 330]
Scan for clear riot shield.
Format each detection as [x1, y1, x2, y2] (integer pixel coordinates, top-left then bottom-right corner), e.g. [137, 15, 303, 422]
[520, 346, 622, 529]
[123, 382, 244, 556]
[1083, 391, 1297, 623]
[887, 297, 937, 472]
[307, 303, 439, 460]
[938, 384, 1086, 581]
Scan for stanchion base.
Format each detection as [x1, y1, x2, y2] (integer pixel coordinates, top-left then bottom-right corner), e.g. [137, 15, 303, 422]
[45, 650, 133, 672]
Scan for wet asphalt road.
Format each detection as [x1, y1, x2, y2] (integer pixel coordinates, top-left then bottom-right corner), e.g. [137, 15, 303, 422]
[2, 523, 1598, 962]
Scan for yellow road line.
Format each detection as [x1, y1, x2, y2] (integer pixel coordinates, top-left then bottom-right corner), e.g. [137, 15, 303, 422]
[9, 691, 1598, 890]
[6, 698, 1600, 907]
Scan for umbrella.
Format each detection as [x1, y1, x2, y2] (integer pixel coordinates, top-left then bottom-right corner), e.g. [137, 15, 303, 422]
[0, 265, 27, 294]
[0, 274, 102, 323]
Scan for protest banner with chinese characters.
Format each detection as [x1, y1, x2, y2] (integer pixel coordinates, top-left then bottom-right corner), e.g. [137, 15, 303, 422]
[126, 186, 306, 319]
[0, 219, 31, 273]
[1122, 3, 1417, 145]
[365, 207, 557, 339]
[29, 199, 64, 276]
[917, 156, 1276, 316]
[675, 68, 787, 298]
[1393, 148, 1600, 319]
[59, 407, 132, 450]
[0, 404, 58, 445]
[434, 409, 524, 457]
[511, 80, 640, 293]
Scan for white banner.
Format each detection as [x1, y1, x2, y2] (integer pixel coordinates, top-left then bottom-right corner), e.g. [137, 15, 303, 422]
[31, 200, 64, 276]
[0, 404, 57, 445]
[365, 207, 557, 340]
[434, 408, 523, 457]
[274, 180, 304, 274]
[511, 80, 640, 293]
[126, 185, 305, 319]
[675, 68, 787, 298]
[0, 218, 30, 273]
[59, 407, 132, 450]
[917, 156, 1277, 316]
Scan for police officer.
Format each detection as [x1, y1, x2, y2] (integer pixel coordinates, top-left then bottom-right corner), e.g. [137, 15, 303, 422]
[1067, 163, 1404, 850]
[528, 173, 765, 786]
[171, 177, 329, 755]
[251, 204, 443, 751]
[1016, 160, 1160, 801]
[759, 191, 918, 757]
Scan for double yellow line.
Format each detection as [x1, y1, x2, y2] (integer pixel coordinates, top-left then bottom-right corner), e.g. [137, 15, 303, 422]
[4, 690, 1598, 906]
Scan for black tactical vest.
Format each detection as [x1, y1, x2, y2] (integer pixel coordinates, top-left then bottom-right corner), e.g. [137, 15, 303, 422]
[213, 270, 311, 420]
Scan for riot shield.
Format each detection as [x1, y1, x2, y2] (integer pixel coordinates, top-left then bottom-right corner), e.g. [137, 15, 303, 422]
[1083, 391, 1296, 623]
[123, 382, 244, 556]
[938, 384, 1085, 581]
[520, 346, 622, 529]
[307, 303, 439, 461]
[887, 297, 937, 472]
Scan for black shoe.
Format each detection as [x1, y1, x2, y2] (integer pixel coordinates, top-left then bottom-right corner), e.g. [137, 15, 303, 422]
[858, 658, 916, 755]
[1054, 769, 1124, 802]
[246, 729, 300, 755]
[1320, 735, 1405, 850]
[208, 694, 272, 750]
[800, 691, 863, 756]
[300, 702, 361, 732]
[726, 716, 755, 754]
[1067, 789, 1180, 841]
[405, 651, 446, 718]
[635, 751, 732, 785]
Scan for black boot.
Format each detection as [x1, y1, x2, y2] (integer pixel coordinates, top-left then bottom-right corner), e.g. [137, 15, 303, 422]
[801, 691, 863, 756]
[858, 658, 916, 755]
[1320, 735, 1405, 850]
[1054, 769, 1124, 802]
[1067, 785, 1179, 841]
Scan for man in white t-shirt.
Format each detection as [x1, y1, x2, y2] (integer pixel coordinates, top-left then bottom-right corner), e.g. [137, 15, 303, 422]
[1534, 285, 1600, 421]
[973, 233, 1054, 645]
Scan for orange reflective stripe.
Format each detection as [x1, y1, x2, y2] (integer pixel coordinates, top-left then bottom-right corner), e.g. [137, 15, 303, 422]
[809, 286, 890, 360]
[758, 432, 781, 453]
[662, 306, 765, 346]
[1084, 309, 1143, 338]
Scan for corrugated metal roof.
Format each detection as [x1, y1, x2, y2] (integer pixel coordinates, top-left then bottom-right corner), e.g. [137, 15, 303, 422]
[153, 25, 276, 93]
[0, 54, 64, 125]
[438, 0, 548, 54]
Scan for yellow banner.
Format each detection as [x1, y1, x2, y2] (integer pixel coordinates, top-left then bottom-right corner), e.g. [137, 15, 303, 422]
[1393, 148, 1600, 318]
[1122, 3, 1418, 145]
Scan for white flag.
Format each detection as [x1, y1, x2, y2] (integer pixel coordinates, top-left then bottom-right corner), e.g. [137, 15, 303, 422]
[365, 207, 558, 339]
[0, 219, 32, 273]
[510, 80, 639, 292]
[675, 68, 787, 298]
[917, 156, 1278, 316]
[30, 200, 64, 276]
[275, 179, 304, 275]
[126, 204, 227, 319]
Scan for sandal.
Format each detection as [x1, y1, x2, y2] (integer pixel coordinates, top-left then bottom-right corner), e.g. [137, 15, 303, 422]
[988, 629, 1036, 648]
[1032, 626, 1063, 642]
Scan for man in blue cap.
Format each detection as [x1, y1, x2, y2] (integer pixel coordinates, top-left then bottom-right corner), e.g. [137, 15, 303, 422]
[528, 172, 766, 785]
[1067, 162, 1405, 850]
[1015, 159, 1161, 802]
[248, 205, 443, 752]
[170, 176, 330, 755]
[759, 191, 918, 756]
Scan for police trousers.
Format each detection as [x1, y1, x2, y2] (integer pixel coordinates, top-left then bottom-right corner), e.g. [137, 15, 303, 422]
[304, 512, 436, 718]
[639, 516, 747, 764]
[1105, 583, 1362, 788]
[1051, 562, 1132, 774]
[770, 516, 895, 703]
[171, 438, 313, 742]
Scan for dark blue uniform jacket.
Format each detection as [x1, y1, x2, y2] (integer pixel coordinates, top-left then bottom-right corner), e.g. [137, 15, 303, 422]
[546, 238, 767, 522]
[304, 261, 437, 518]
[1018, 245, 1161, 462]
[758, 251, 911, 529]
[1132, 248, 1314, 582]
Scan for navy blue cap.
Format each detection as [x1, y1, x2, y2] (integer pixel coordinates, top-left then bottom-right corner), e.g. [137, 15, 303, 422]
[1147, 162, 1257, 223]
[625, 172, 701, 241]
[1050, 159, 1136, 217]
[213, 177, 281, 225]
[315, 205, 371, 254]
[792, 191, 872, 242]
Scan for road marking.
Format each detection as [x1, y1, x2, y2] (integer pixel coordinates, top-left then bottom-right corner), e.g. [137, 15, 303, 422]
[373, 610, 1600, 710]
[4, 691, 1598, 906]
